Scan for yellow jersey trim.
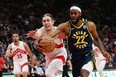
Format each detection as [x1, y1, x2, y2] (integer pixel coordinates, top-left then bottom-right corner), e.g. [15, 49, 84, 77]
[90, 60, 94, 70]
[86, 22, 93, 38]
[70, 18, 84, 29]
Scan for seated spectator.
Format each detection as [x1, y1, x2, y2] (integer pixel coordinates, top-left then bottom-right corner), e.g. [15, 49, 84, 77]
[30, 60, 46, 77]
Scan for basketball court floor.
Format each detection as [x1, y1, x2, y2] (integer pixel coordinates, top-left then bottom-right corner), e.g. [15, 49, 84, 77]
[3, 69, 116, 77]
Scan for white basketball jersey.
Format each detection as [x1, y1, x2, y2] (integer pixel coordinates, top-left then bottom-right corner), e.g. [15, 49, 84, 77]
[38, 27, 63, 44]
[38, 27, 66, 58]
[11, 41, 28, 62]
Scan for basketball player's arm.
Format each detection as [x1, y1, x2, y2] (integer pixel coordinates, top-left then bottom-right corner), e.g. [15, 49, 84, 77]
[27, 28, 43, 40]
[24, 43, 35, 64]
[5, 44, 12, 57]
[89, 22, 106, 52]
[27, 29, 37, 38]
[89, 21, 111, 62]
[50, 23, 67, 38]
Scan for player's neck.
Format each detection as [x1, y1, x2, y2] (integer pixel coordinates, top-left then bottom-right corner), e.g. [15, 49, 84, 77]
[45, 26, 55, 35]
[14, 41, 20, 46]
[75, 20, 83, 27]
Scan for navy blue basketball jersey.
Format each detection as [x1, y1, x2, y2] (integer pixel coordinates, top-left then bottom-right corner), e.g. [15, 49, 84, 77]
[67, 18, 93, 58]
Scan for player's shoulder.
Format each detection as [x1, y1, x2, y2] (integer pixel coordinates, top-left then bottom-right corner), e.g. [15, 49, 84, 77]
[87, 21, 96, 27]
[20, 41, 25, 44]
[10, 42, 14, 46]
[54, 26, 57, 29]
[23, 42, 30, 49]
[39, 27, 44, 30]
[87, 21, 97, 31]
[7, 43, 12, 49]
[39, 27, 46, 33]
[20, 41, 27, 46]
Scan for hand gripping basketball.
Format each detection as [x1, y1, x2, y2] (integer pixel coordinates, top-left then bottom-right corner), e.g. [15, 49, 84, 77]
[34, 36, 56, 53]
[34, 39, 44, 52]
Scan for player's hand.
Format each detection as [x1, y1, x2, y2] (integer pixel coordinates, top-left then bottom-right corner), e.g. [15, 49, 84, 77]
[57, 32, 66, 40]
[102, 51, 111, 63]
[5, 51, 12, 57]
[31, 59, 35, 67]
[34, 39, 45, 52]
[26, 29, 37, 38]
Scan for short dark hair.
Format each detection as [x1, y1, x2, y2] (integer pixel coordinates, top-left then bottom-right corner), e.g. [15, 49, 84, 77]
[12, 32, 19, 35]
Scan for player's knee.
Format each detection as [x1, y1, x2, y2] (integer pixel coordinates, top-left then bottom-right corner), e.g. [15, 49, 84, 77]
[22, 72, 28, 76]
[80, 69, 90, 77]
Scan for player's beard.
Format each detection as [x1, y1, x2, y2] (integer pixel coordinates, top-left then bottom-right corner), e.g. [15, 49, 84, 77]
[71, 16, 81, 25]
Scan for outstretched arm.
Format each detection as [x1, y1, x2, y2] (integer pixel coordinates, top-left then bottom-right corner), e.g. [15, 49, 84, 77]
[88, 21, 111, 62]
[50, 22, 67, 38]
[27, 29, 43, 40]
[89, 22, 106, 52]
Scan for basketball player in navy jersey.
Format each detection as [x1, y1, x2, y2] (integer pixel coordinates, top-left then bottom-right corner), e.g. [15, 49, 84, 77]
[49, 6, 111, 77]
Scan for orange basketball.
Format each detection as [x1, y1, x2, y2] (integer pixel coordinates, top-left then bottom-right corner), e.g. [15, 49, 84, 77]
[34, 36, 56, 53]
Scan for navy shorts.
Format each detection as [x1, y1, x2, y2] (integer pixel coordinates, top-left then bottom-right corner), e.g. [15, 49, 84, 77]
[71, 53, 93, 77]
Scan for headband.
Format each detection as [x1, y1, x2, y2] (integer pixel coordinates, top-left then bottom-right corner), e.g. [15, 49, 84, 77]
[70, 6, 81, 13]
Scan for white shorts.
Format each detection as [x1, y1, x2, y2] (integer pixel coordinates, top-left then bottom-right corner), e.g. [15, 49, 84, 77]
[82, 61, 94, 73]
[45, 47, 67, 68]
[46, 58, 64, 76]
[13, 61, 29, 74]
[95, 60, 106, 72]
[45, 47, 67, 77]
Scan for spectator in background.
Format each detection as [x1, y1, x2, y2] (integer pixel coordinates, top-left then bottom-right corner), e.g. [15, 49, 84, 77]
[0, 52, 7, 77]
[111, 53, 116, 65]
[39, 61, 46, 77]
[0, 42, 6, 53]
[30, 60, 46, 77]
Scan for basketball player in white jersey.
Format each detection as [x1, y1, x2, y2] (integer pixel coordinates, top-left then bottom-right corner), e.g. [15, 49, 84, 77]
[5, 33, 34, 77]
[92, 44, 106, 77]
[27, 13, 67, 77]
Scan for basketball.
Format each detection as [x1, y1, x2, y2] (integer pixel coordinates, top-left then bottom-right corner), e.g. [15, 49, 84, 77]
[34, 36, 56, 53]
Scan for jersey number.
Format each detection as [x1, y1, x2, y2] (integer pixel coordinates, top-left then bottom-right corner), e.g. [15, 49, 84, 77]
[17, 54, 22, 58]
[75, 36, 86, 45]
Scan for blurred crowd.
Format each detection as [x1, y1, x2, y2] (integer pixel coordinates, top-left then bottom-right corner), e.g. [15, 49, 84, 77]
[0, 0, 116, 74]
